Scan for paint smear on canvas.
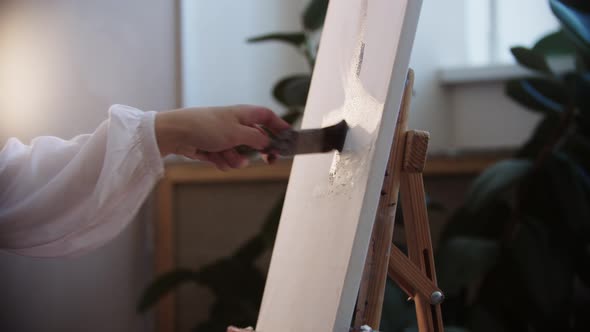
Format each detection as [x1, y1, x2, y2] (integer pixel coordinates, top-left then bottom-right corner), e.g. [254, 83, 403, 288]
[315, 0, 383, 197]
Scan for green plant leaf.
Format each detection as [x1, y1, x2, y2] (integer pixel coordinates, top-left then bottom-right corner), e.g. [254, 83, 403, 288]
[505, 78, 568, 114]
[575, 53, 590, 72]
[577, 244, 590, 286]
[550, 0, 590, 56]
[464, 159, 533, 213]
[510, 47, 552, 74]
[303, 0, 329, 30]
[273, 75, 311, 107]
[380, 278, 417, 332]
[191, 261, 265, 331]
[440, 199, 512, 243]
[516, 112, 561, 158]
[533, 29, 577, 56]
[472, 256, 533, 330]
[259, 194, 285, 246]
[281, 110, 303, 125]
[426, 195, 446, 212]
[562, 133, 590, 171]
[233, 195, 284, 262]
[232, 235, 267, 264]
[466, 305, 508, 332]
[438, 328, 470, 332]
[194, 296, 261, 332]
[544, 154, 590, 238]
[510, 217, 575, 319]
[404, 327, 470, 332]
[519, 153, 590, 240]
[573, 73, 590, 132]
[196, 258, 265, 300]
[137, 268, 200, 312]
[436, 237, 500, 297]
[185, 196, 286, 331]
[247, 32, 306, 48]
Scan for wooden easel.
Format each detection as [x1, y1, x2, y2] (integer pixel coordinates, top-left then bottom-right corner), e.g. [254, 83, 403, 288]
[352, 69, 444, 332]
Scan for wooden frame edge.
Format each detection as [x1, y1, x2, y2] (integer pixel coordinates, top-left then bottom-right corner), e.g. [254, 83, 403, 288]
[155, 177, 175, 332]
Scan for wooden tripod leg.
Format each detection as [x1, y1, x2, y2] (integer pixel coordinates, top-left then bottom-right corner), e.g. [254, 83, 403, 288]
[399, 131, 444, 332]
[353, 70, 415, 329]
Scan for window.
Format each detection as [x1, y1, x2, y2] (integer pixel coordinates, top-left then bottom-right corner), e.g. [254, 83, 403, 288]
[466, 0, 559, 66]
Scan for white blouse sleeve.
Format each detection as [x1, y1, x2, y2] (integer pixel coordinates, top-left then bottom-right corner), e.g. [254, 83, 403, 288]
[0, 105, 164, 257]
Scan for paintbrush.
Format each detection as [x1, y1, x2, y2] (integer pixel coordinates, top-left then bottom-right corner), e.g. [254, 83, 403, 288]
[261, 120, 349, 156]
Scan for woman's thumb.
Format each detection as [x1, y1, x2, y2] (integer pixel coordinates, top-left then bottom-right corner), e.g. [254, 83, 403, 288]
[237, 126, 270, 150]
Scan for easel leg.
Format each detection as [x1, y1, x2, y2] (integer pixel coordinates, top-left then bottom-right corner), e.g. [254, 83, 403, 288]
[354, 69, 444, 332]
[353, 70, 414, 329]
[400, 133, 444, 331]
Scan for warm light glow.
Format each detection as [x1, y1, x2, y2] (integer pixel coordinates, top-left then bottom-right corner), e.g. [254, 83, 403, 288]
[0, 6, 61, 141]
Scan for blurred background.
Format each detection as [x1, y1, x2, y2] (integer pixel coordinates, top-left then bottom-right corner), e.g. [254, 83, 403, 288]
[2, 1, 587, 332]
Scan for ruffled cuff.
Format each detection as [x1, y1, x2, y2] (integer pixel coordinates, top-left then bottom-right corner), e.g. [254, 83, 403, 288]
[138, 110, 165, 177]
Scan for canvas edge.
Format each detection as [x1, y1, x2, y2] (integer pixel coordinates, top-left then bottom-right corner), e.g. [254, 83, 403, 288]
[334, 0, 424, 331]
[255, 0, 342, 329]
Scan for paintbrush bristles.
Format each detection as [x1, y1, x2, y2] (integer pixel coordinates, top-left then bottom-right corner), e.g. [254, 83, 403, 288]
[293, 120, 348, 155]
[322, 120, 349, 152]
[265, 120, 349, 156]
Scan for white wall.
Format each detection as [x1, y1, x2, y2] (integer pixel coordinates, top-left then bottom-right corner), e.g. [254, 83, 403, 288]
[466, 0, 558, 65]
[0, 208, 153, 332]
[0, 1, 177, 331]
[409, 0, 543, 152]
[447, 79, 542, 150]
[0, 0, 178, 144]
[496, 0, 558, 63]
[408, 0, 469, 151]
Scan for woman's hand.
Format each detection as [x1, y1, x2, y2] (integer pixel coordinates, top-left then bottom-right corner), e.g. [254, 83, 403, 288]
[155, 105, 289, 170]
[226, 326, 254, 332]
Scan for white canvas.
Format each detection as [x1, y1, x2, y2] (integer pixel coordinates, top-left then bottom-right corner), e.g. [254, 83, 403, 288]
[256, 1, 423, 331]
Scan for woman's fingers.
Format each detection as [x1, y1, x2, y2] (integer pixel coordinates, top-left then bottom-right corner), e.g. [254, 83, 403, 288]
[221, 149, 249, 169]
[227, 327, 254, 332]
[156, 105, 290, 157]
[237, 126, 270, 150]
[204, 152, 230, 171]
[197, 150, 248, 171]
[235, 106, 290, 134]
[174, 144, 249, 171]
[261, 152, 278, 165]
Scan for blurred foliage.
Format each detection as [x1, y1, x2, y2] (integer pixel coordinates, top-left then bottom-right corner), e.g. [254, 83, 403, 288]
[138, 195, 284, 331]
[435, 1, 590, 331]
[140, 1, 590, 331]
[246, 0, 328, 120]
